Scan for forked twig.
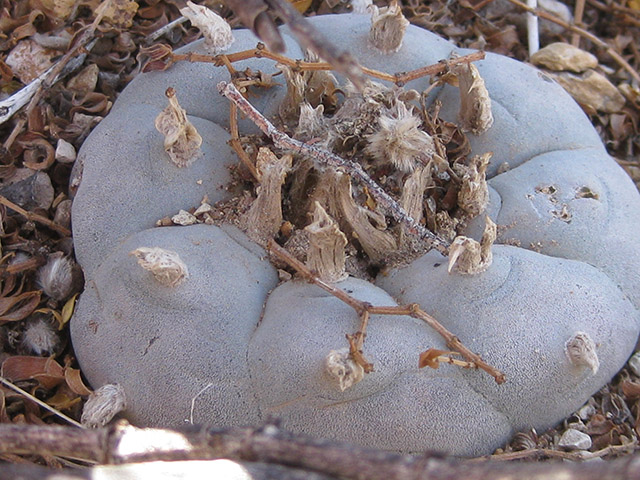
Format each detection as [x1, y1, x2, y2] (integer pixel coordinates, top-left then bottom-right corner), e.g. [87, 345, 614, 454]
[268, 240, 506, 384]
[218, 81, 451, 255]
[173, 46, 485, 86]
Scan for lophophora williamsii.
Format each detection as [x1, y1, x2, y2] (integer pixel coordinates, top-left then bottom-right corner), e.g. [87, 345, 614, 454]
[70, 9, 640, 457]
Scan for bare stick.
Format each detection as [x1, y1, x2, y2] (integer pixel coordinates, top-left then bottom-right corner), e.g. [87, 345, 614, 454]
[571, 0, 586, 47]
[220, 81, 451, 255]
[0, 196, 71, 236]
[174, 46, 485, 86]
[0, 377, 84, 428]
[268, 241, 505, 383]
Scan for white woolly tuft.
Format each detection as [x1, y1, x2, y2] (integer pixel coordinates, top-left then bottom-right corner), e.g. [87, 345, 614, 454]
[37, 252, 74, 301]
[22, 316, 59, 355]
[366, 102, 434, 173]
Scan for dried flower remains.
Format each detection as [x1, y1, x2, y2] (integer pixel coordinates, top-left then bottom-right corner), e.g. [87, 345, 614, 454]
[155, 87, 202, 168]
[130, 247, 189, 287]
[180, 1, 234, 55]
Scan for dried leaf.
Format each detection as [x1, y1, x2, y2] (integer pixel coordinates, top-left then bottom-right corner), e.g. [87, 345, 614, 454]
[291, 0, 313, 13]
[46, 388, 82, 411]
[5, 39, 56, 84]
[64, 367, 93, 396]
[60, 293, 79, 330]
[155, 87, 202, 168]
[21, 137, 55, 170]
[621, 380, 640, 399]
[419, 348, 457, 369]
[180, 1, 234, 55]
[1, 356, 65, 390]
[96, 0, 139, 28]
[0, 290, 42, 322]
[454, 62, 494, 135]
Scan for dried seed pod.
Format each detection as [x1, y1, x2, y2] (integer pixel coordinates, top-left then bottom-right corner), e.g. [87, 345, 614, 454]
[180, 1, 234, 55]
[154, 87, 202, 168]
[325, 348, 364, 391]
[305, 202, 348, 283]
[130, 247, 189, 287]
[37, 252, 74, 301]
[240, 148, 292, 247]
[81, 384, 127, 428]
[369, 1, 409, 54]
[21, 315, 60, 356]
[366, 102, 435, 173]
[454, 62, 494, 135]
[456, 152, 492, 217]
[448, 216, 496, 275]
[565, 332, 599, 374]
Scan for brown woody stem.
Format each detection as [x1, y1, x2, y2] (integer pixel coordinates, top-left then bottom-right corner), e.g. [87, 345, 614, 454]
[268, 240, 505, 384]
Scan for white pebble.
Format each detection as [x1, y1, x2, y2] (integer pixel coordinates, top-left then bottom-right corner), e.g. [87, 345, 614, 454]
[55, 138, 77, 164]
[558, 428, 592, 450]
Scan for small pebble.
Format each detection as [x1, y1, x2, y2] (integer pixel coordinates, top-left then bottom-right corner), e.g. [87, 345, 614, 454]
[55, 139, 77, 164]
[628, 351, 640, 377]
[558, 428, 592, 450]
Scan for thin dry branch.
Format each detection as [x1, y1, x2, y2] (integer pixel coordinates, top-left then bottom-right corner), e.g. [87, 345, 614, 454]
[267, 240, 505, 384]
[174, 46, 485, 86]
[219, 81, 451, 255]
[1, 423, 640, 480]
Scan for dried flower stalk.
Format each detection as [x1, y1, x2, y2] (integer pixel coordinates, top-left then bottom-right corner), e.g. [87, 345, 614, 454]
[240, 147, 292, 246]
[305, 202, 348, 283]
[333, 172, 397, 263]
[454, 62, 494, 135]
[448, 216, 497, 275]
[456, 152, 491, 216]
[154, 87, 202, 168]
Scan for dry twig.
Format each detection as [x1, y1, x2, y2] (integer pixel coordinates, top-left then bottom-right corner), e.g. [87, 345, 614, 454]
[218, 81, 452, 255]
[173, 45, 485, 86]
[268, 240, 506, 384]
[1, 423, 640, 479]
[0, 196, 71, 237]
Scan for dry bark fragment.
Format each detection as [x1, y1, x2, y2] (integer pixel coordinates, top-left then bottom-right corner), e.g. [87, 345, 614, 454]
[241, 147, 292, 246]
[305, 202, 348, 283]
[454, 62, 494, 135]
[154, 87, 202, 168]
